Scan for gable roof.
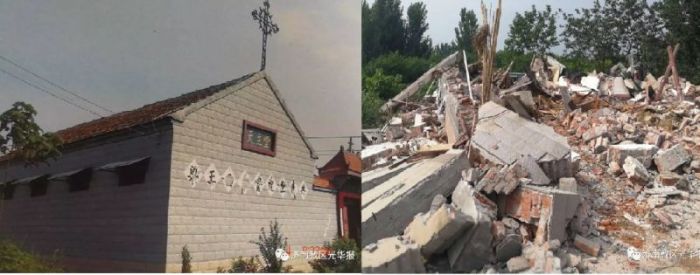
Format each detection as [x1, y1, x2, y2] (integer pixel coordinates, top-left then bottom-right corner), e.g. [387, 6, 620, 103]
[319, 148, 361, 175]
[21, 71, 316, 159]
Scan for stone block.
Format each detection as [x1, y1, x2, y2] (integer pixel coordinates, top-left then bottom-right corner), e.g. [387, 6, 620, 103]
[404, 204, 472, 257]
[622, 156, 650, 182]
[654, 144, 691, 173]
[607, 143, 658, 168]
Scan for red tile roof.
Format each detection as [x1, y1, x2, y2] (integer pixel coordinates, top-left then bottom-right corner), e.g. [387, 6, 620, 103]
[343, 151, 361, 174]
[55, 73, 254, 145]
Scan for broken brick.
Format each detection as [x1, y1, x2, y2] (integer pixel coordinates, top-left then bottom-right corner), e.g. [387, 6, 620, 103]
[574, 235, 601, 256]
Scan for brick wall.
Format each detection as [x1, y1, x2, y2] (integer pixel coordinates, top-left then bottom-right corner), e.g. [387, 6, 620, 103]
[0, 127, 172, 272]
[166, 77, 337, 272]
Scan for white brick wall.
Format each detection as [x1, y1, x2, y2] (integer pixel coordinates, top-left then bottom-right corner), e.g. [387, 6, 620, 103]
[166, 78, 338, 266]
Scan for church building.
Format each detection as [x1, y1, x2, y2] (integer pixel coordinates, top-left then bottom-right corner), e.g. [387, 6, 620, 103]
[0, 71, 338, 272]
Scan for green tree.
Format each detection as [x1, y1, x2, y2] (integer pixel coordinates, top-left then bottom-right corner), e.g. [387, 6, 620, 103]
[250, 220, 287, 273]
[504, 5, 559, 55]
[0, 102, 60, 166]
[454, 8, 479, 57]
[363, 52, 432, 87]
[404, 2, 432, 57]
[361, 0, 377, 64]
[561, 0, 665, 73]
[656, 0, 700, 82]
[362, 69, 405, 101]
[181, 245, 192, 273]
[364, 0, 405, 62]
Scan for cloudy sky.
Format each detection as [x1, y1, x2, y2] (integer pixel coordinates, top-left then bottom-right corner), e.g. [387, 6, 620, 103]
[0, 0, 360, 166]
[372, 0, 597, 53]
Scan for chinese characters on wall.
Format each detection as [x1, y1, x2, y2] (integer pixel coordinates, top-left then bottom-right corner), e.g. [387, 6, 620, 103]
[184, 160, 308, 200]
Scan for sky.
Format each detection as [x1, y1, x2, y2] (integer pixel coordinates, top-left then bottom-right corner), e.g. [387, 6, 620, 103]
[0, 0, 360, 166]
[369, 0, 598, 53]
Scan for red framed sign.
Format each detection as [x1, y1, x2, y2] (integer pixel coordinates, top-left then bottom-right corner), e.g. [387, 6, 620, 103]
[242, 120, 277, 157]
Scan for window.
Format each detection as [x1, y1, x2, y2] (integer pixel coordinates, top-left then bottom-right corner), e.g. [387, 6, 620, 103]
[68, 168, 93, 192]
[242, 120, 277, 157]
[116, 157, 150, 186]
[1, 183, 16, 200]
[29, 176, 49, 197]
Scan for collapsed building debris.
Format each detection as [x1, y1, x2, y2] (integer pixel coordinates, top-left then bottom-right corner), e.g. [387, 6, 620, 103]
[362, 41, 700, 272]
[361, 149, 468, 247]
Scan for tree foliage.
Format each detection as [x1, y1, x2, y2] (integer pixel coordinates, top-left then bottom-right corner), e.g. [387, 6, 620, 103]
[0, 238, 63, 272]
[0, 102, 60, 166]
[250, 219, 287, 273]
[404, 2, 432, 57]
[181, 245, 192, 273]
[454, 8, 479, 57]
[655, 0, 700, 82]
[504, 5, 559, 55]
[362, 0, 405, 62]
[561, 0, 665, 74]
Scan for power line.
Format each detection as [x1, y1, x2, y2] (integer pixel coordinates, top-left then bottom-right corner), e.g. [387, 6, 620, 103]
[0, 55, 114, 115]
[0, 66, 104, 118]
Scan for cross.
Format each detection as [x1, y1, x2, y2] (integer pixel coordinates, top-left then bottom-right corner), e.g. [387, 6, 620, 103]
[251, 0, 279, 71]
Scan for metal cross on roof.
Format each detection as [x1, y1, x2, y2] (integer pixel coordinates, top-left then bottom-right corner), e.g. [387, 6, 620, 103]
[251, 0, 279, 71]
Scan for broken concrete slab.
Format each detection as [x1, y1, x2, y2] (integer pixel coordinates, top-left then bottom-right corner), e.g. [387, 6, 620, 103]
[361, 160, 415, 192]
[447, 180, 493, 272]
[503, 185, 580, 242]
[472, 102, 573, 181]
[404, 204, 472, 257]
[518, 155, 551, 185]
[654, 144, 691, 173]
[362, 149, 468, 247]
[447, 212, 492, 272]
[611, 76, 631, 100]
[362, 236, 427, 273]
[622, 156, 651, 182]
[607, 143, 658, 168]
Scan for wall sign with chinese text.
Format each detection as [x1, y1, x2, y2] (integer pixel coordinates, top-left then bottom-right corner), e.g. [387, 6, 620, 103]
[242, 120, 276, 157]
[185, 161, 309, 200]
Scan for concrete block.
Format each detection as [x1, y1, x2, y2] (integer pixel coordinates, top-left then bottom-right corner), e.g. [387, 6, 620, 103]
[558, 178, 578, 193]
[361, 237, 426, 273]
[607, 143, 658, 168]
[622, 156, 650, 182]
[582, 125, 608, 143]
[404, 204, 472, 257]
[362, 149, 468, 246]
[472, 102, 573, 182]
[446, 213, 492, 272]
[611, 77, 631, 99]
[654, 144, 691, 173]
[518, 155, 551, 185]
[447, 180, 493, 272]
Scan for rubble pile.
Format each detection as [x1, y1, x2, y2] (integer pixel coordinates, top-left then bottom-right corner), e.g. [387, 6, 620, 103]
[362, 51, 700, 273]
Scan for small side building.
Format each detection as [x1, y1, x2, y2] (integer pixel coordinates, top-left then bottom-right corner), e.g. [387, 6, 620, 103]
[313, 147, 361, 243]
[0, 72, 338, 272]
